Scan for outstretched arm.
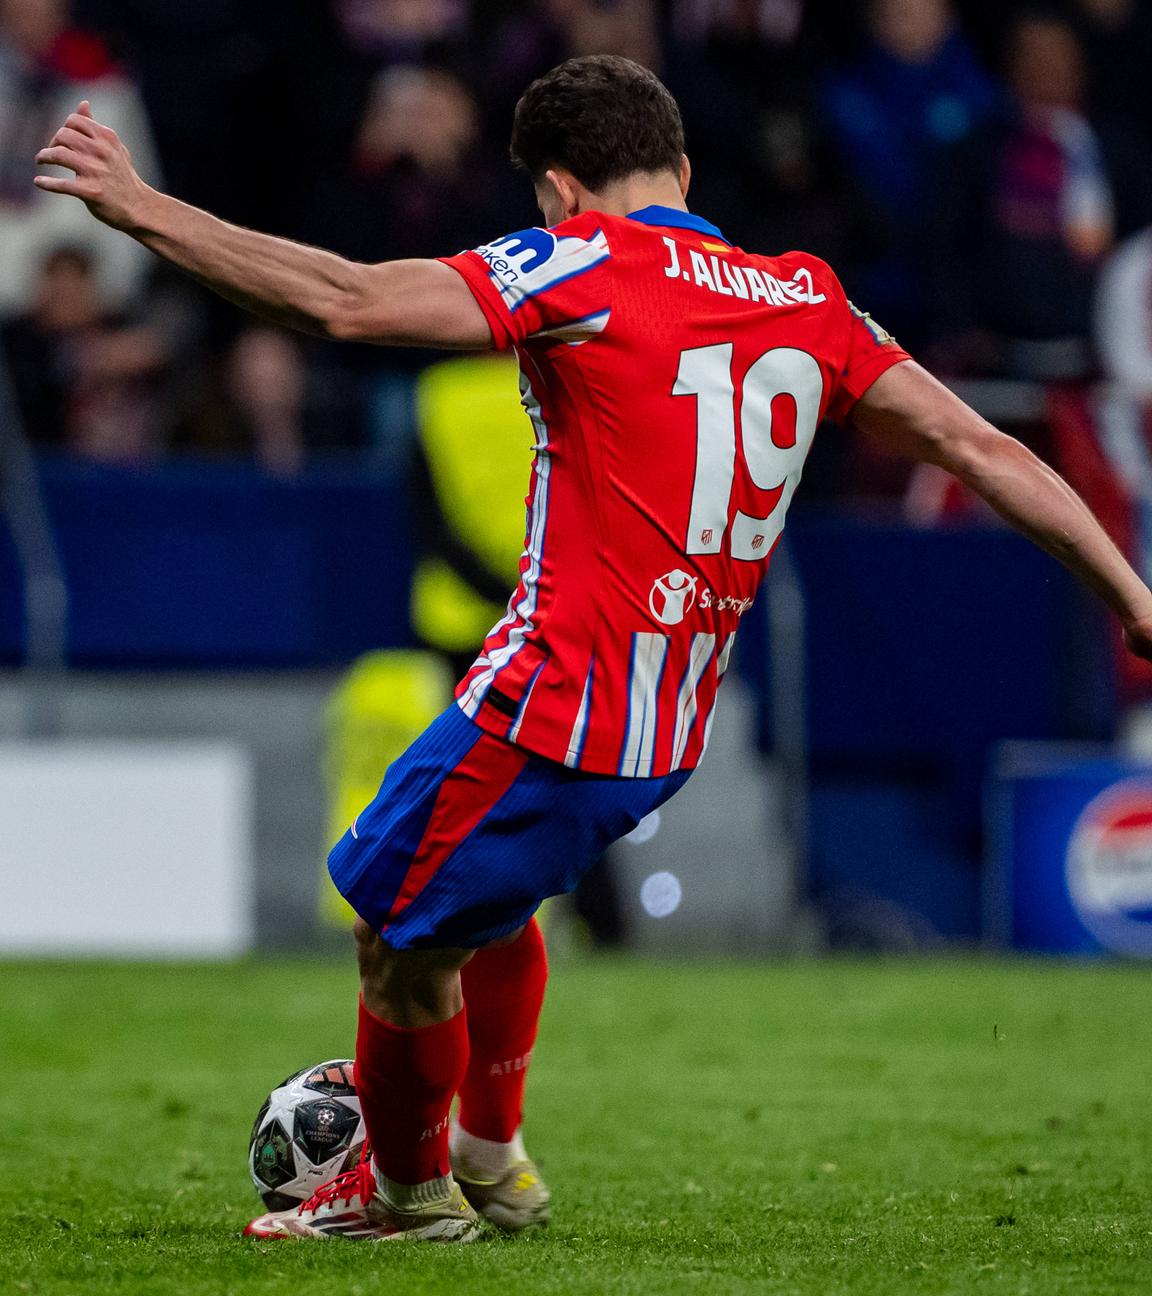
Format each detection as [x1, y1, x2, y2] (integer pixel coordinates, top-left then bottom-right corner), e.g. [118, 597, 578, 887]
[34, 103, 492, 349]
[851, 360, 1152, 661]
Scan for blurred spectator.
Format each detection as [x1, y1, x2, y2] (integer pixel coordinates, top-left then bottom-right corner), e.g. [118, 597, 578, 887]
[0, 245, 168, 460]
[337, 0, 469, 59]
[20, 0, 1151, 493]
[77, 0, 361, 240]
[932, 11, 1152, 380]
[1070, 0, 1152, 147]
[663, 0, 821, 253]
[478, 0, 659, 153]
[819, 0, 1000, 343]
[746, 108, 887, 266]
[673, 0, 804, 45]
[300, 66, 508, 464]
[1096, 225, 1152, 401]
[1, 245, 90, 444]
[0, 0, 159, 315]
[348, 66, 486, 224]
[166, 317, 320, 470]
[226, 329, 308, 478]
[557, 0, 658, 68]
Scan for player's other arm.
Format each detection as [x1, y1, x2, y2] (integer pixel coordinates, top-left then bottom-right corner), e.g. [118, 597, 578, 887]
[851, 359, 1152, 660]
[34, 104, 491, 349]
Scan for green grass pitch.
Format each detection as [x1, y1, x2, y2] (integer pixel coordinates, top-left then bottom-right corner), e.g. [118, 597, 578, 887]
[4, 956, 1152, 1295]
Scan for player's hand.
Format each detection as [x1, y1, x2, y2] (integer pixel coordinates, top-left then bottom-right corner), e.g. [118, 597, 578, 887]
[34, 101, 153, 231]
[1123, 611, 1152, 663]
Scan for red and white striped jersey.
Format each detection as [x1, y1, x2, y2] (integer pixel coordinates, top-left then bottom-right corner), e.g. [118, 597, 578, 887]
[441, 206, 909, 777]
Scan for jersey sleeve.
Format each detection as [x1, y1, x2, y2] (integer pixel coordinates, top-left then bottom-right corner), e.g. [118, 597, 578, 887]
[827, 299, 912, 422]
[439, 222, 613, 352]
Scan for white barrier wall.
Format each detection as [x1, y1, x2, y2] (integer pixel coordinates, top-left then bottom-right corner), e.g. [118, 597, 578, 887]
[0, 741, 253, 957]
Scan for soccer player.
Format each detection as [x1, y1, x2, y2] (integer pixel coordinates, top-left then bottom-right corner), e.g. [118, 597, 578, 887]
[36, 56, 1152, 1243]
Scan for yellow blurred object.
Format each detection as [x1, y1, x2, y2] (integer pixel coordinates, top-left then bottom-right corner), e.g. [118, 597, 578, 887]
[323, 650, 454, 926]
[411, 558, 504, 655]
[411, 354, 532, 653]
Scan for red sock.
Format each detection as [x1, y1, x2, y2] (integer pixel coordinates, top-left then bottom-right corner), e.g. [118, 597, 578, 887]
[355, 998, 469, 1185]
[457, 918, 548, 1141]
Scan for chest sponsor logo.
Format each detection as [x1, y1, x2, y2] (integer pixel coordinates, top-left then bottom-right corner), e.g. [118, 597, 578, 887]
[649, 570, 698, 626]
[648, 571, 757, 625]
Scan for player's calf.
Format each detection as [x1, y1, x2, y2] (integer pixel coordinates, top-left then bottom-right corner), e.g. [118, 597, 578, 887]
[452, 918, 551, 1231]
[352, 922, 478, 1215]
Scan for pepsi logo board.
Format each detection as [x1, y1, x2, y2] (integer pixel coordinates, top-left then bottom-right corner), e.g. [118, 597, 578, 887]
[1066, 779, 1152, 957]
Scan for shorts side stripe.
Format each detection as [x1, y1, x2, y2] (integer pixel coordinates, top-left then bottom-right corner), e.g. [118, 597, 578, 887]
[383, 734, 530, 926]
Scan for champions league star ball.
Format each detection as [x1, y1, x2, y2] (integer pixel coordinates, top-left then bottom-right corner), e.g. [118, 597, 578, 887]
[248, 1059, 365, 1210]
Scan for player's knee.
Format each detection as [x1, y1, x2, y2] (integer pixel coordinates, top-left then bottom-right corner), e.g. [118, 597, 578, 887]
[483, 923, 527, 949]
[352, 917, 396, 988]
[352, 916, 379, 953]
[357, 941, 468, 1026]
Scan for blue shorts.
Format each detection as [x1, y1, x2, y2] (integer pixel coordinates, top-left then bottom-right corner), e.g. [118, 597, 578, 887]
[328, 703, 691, 949]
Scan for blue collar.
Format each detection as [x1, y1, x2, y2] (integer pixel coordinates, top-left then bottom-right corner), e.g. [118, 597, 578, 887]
[626, 205, 729, 243]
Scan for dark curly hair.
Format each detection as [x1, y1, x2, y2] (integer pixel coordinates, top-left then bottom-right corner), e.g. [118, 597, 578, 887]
[510, 55, 685, 192]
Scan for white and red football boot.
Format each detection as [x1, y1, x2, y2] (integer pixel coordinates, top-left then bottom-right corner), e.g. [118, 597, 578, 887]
[244, 1147, 481, 1243]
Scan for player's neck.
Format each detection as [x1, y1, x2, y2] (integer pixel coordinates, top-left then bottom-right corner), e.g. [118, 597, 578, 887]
[579, 174, 689, 221]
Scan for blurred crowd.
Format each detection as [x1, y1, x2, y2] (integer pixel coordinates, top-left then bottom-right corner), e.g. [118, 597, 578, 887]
[3, 0, 1152, 497]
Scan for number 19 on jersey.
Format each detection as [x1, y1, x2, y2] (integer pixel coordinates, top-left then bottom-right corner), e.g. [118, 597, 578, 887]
[674, 344, 823, 560]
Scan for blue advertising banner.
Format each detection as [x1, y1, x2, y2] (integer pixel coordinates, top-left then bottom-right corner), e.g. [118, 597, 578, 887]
[987, 745, 1152, 957]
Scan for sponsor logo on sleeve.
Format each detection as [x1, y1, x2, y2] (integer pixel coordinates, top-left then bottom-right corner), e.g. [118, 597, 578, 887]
[473, 226, 611, 311]
[474, 228, 557, 283]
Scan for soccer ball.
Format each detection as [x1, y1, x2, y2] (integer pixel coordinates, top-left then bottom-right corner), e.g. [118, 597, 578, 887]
[248, 1059, 365, 1210]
